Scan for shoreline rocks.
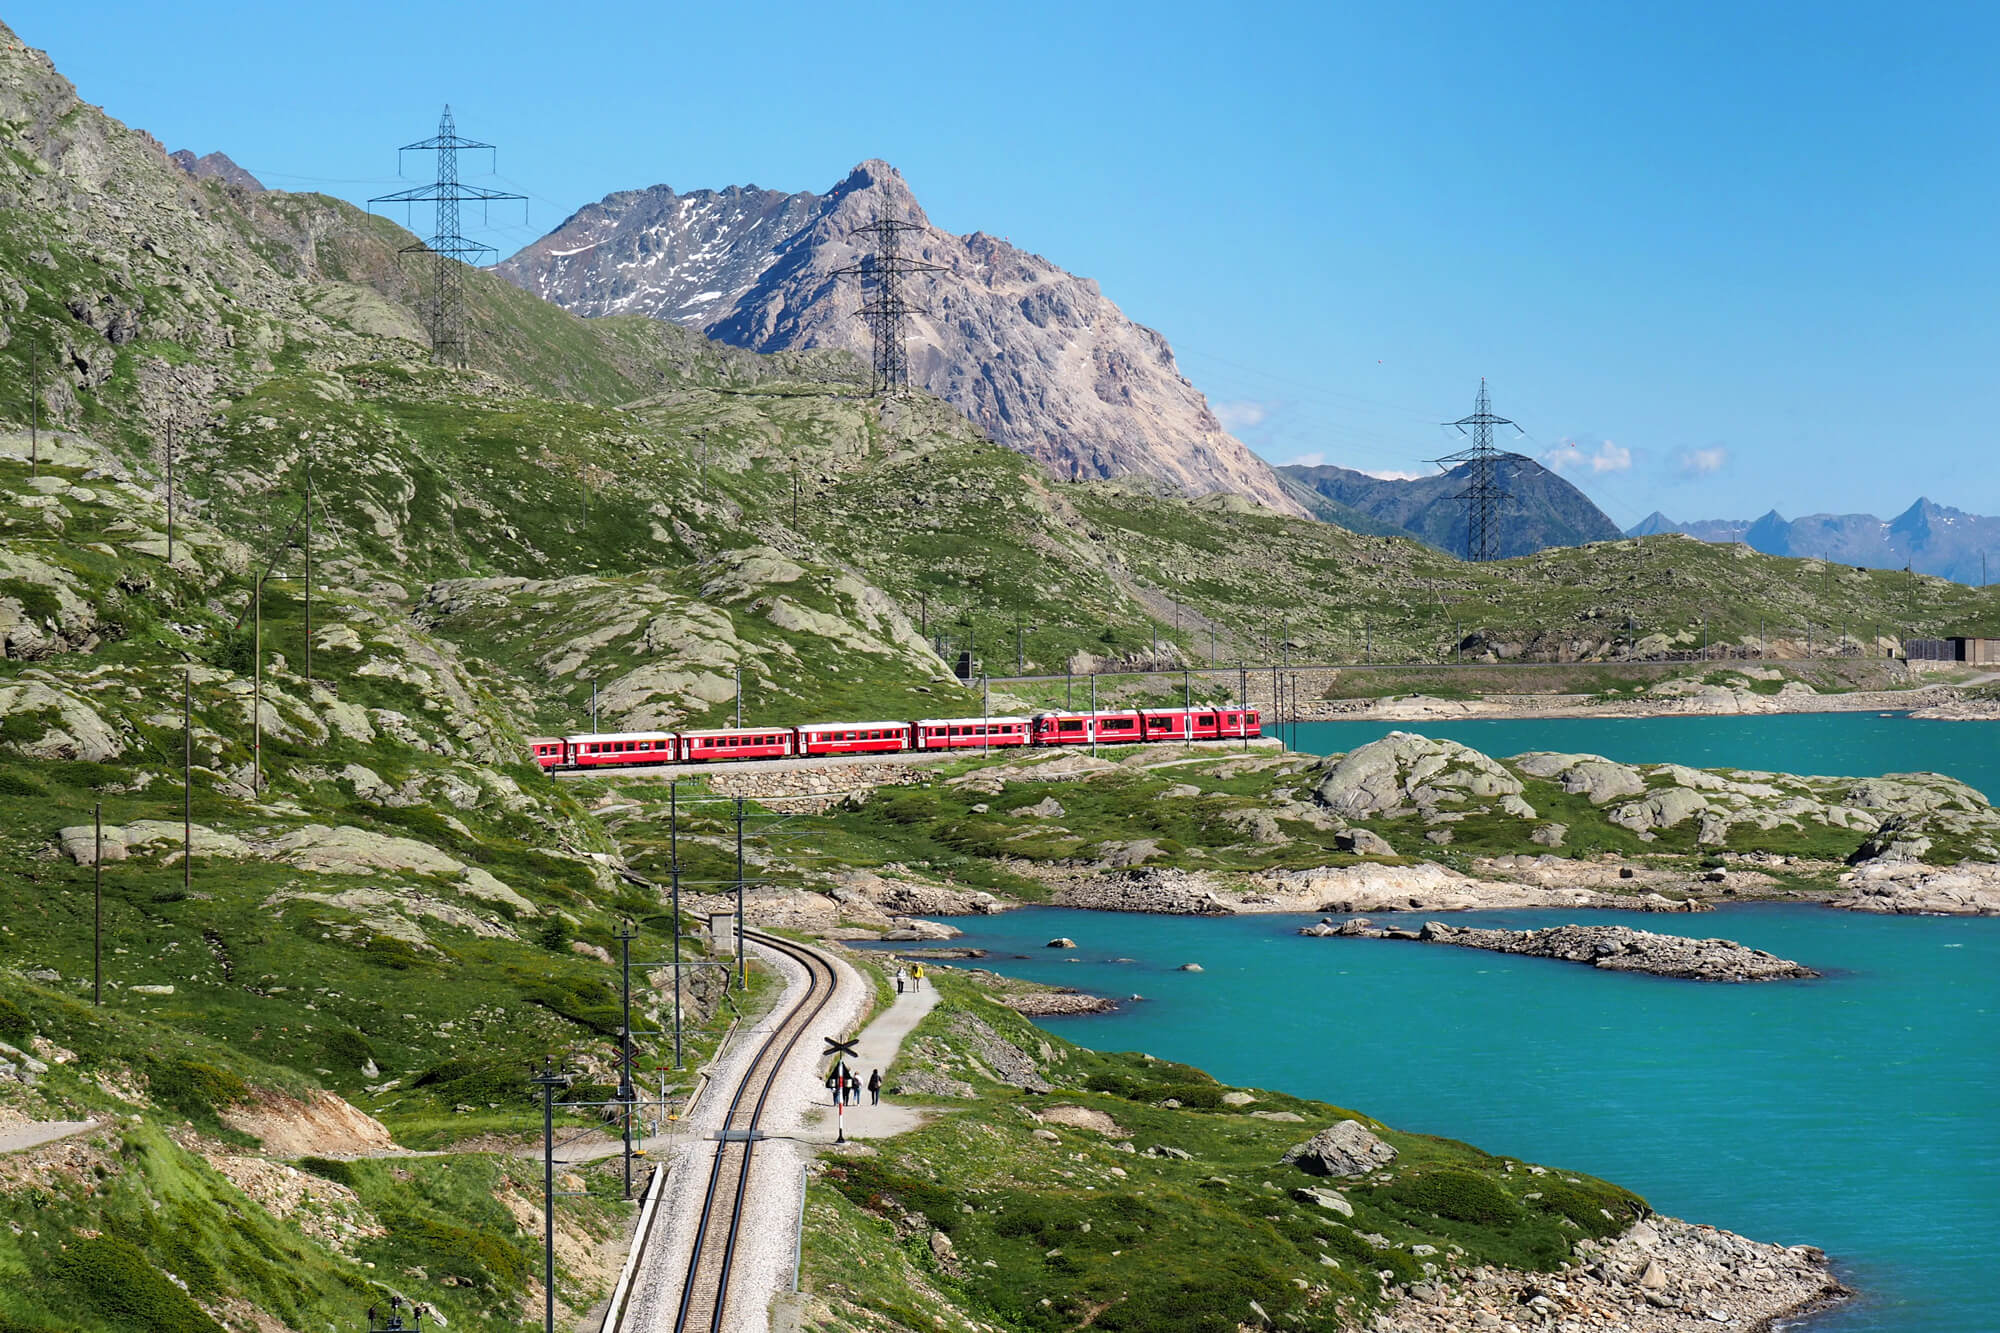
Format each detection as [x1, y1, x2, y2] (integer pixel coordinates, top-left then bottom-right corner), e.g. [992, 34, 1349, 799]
[1305, 919, 1818, 981]
[997, 990, 1118, 1017]
[1374, 1214, 1848, 1333]
[1834, 861, 2000, 916]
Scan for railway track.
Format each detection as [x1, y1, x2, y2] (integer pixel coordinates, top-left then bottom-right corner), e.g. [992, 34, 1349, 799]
[662, 930, 837, 1333]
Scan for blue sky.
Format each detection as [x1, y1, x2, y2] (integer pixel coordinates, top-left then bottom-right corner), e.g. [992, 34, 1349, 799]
[16, 2, 2000, 525]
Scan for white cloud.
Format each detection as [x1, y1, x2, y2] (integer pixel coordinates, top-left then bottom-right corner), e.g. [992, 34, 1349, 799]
[1360, 467, 1426, 481]
[1676, 446, 1729, 476]
[1281, 451, 1327, 468]
[1541, 438, 1633, 475]
[1213, 399, 1272, 433]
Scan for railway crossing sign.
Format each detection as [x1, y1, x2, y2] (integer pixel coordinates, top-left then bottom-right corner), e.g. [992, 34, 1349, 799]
[823, 1037, 859, 1143]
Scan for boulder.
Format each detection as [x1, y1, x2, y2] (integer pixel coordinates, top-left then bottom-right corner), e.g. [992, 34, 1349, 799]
[1514, 752, 1647, 804]
[1335, 827, 1395, 856]
[59, 825, 126, 864]
[1144, 1144, 1193, 1160]
[1281, 1120, 1397, 1177]
[1609, 788, 1709, 832]
[1293, 1185, 1355, 1216]
[1045, 937, 1077, 949]
[1310, 733, 1522, 818]
[1039, 1105, 1125, 1135]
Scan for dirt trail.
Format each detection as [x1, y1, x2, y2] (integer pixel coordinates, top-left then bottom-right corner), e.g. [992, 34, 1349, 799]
[0, 1119, 98, 1154]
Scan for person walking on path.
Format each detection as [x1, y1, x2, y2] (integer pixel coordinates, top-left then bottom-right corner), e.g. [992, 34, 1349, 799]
[912, 963, 925, 991]
[868, 1068, 882, 1105]
[895, 966, 907, 994]
[847, 1071, 862, 1106]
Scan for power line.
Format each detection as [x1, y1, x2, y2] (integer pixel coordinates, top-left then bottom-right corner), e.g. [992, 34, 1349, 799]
[369, 106, 527, 364]
[832, 205, 944, 396]
[1434, 378, 1524, 562]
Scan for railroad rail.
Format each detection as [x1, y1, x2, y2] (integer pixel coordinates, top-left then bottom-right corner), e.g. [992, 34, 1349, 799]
[657, 930, 836, 1333]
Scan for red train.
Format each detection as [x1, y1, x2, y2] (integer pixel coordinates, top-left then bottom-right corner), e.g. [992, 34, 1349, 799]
[529, 706, 1261, 771]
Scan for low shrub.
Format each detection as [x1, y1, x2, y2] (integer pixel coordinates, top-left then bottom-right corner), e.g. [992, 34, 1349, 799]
[48, 1235, 226, 1333]
[296, 1156, 360, 1188]
[0, 768, 48, 798]
[411, 1058, 530, 1107]
[1383, 1167, 1521, 1226]
[320, 1029, 375, 1069]
[146, 1058, 250, 1120]
[1529, 1176, 1647, 1239]
[0, 994, 31, 1042]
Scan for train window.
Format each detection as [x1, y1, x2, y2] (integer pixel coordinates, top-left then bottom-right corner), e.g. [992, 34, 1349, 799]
[1061, 720, 1083, 732]
[1198, 715, 1215, 725]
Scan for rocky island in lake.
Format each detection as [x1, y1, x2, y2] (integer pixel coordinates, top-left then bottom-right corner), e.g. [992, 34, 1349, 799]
[1302, 918, 1819, 980]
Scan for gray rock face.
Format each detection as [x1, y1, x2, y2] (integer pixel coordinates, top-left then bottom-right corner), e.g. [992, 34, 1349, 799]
[1390, 921, 1819, 981]
[1514, 752, 1648, 804]
[496, 161, 1301, 514]
[1311, 733, 1524, 818]
[168, 149, 263, 192]
[1280, 1119, 1397, 1177]
[1335, 827, 1395, 856]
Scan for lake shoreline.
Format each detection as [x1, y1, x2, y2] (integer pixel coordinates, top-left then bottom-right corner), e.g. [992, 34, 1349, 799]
[1294, 680, 1988, 724]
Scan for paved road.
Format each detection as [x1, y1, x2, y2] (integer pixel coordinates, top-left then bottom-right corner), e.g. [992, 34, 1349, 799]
[0, 1119, 98, 1154]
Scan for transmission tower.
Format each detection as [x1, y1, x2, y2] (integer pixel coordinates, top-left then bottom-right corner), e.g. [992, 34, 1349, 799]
[833, 206, 944, 395]
[369, 106, 525, 365]
[1434, 378, 1524, 562]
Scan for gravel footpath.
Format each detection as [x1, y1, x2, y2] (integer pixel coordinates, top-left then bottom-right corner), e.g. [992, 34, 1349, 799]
[616, 939, 870, 1333]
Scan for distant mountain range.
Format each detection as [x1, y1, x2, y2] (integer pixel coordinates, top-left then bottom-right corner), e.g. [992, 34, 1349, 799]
[1628, 499, 2000, 585]
[1278, 454, 1624, 558]
[497, 160, 1303, 514]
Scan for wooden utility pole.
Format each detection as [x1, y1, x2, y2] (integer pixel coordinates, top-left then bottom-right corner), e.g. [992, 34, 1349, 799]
[93, 803, 103, 1006]
[28, 339, 38, 479]
[183, 669, 193, 893]
[165, 425, 175, 566]
[303, 457, 313, 684]
[253, 577, 263, 794]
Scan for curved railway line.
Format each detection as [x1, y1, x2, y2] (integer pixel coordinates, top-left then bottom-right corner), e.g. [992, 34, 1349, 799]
[619, 930, 839, 1333]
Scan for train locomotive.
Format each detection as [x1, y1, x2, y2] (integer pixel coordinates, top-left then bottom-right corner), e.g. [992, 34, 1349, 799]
[529, 705, 1262, 770]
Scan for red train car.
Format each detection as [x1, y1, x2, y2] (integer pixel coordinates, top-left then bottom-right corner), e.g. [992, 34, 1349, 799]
[797, 721, 913, 756]
[529, 737, 568, 769]
[679, 727, 795, 762]
[564, 732, 678, 768]
[912, 717, 1031, 751]
[1030, 711, 1095, 744]
[1211, 706, 1260, 738]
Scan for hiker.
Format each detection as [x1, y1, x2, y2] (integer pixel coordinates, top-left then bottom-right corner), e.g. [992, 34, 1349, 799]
[912, 963, 925, 991]
[895, 966, 906, 994]
[848, 1070, 863, 1106]
[868, 1068, 882, 1105]
[825, 1067, 843, 1107]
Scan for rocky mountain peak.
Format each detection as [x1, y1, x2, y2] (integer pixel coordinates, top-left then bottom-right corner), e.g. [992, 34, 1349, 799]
[497, 162, 1303, 514]
[169, 149, 264, 192]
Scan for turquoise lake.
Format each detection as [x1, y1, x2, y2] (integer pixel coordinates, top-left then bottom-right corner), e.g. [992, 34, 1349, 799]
[1271, 711, 2000, 803]
[917, 714, 2000, 1331]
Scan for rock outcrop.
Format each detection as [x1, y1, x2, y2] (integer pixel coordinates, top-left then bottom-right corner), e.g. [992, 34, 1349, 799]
[1317, 920, 1818, 981]
[1280, 1120, 1397, 1177]
[1834, 861, 2000, 915]
[1310, 733, 1524, 818]
[496, 162, 1302, 513]
[1375, 1215, 1846, 1333]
